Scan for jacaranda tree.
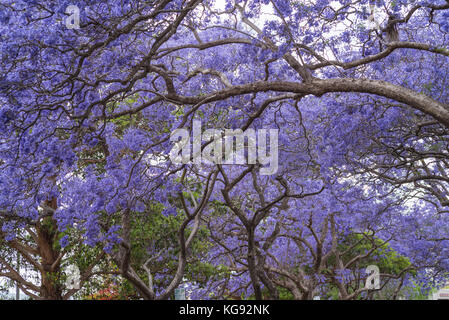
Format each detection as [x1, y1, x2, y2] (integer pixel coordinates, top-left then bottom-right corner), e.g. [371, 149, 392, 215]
[1, 0, 448, 299]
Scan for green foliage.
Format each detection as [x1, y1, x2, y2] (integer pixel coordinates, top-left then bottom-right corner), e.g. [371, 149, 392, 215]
[323, 232, 414, 300]
[336, 233, 412, 274]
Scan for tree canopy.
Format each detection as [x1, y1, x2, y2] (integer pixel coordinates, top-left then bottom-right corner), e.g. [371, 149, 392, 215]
[0, 0, 449, 300]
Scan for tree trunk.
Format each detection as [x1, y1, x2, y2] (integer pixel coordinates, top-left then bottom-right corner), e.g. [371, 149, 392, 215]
[36, 198, 63, 300]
